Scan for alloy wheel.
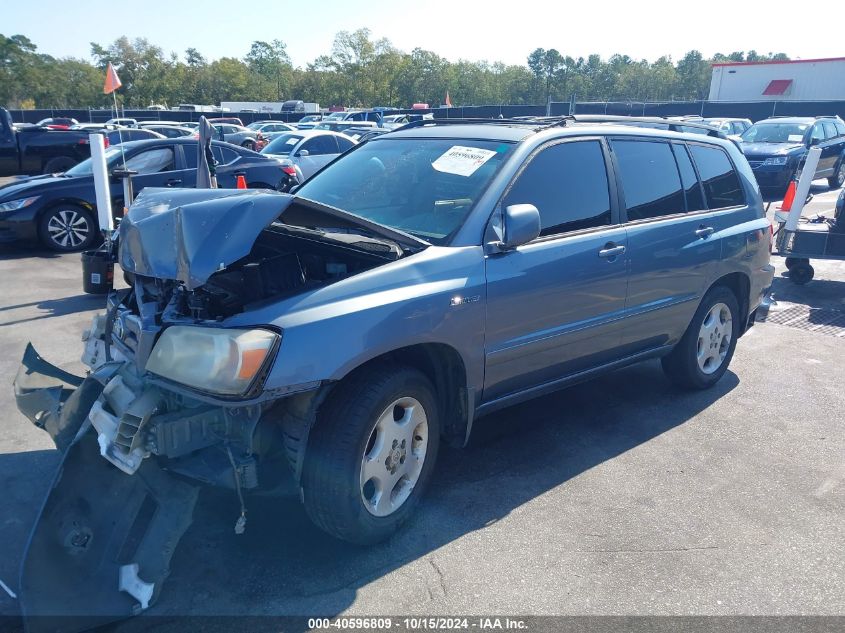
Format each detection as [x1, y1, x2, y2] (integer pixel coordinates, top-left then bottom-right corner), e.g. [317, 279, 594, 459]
[46, 209, 91, 249]
[696, 302, 733, 375]
[360, 396, 429, 517]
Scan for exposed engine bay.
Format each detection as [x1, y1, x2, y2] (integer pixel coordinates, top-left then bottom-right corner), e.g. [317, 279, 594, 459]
[140, 222, 402, 322]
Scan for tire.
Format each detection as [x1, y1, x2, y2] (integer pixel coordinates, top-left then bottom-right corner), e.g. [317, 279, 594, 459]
[789, 263, 815, 285]
[302, 365, 440, 545]
[241, 140, 256, 151]
[38, 204, 97, 252]
[828, 161, 845, 189]
[661, 286, 740, 390]
[42, 156, 77, 174]
[784, 257, 808, 271]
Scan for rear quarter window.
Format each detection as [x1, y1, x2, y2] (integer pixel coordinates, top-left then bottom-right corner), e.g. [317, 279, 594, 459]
[688, 144, 745, 209]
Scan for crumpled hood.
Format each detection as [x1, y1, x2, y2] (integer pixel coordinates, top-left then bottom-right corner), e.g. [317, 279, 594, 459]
[118, 187, 294, 289]
[740, 142, 805, 158]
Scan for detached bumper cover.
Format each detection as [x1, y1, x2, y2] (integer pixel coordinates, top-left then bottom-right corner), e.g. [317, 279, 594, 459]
[12, 345, 200, 633]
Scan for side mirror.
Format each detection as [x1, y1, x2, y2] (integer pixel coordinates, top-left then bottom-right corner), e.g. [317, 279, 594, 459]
[296, 149, 309, 157]
[497, 204, 540, 251]
[810, 137, 821, 146]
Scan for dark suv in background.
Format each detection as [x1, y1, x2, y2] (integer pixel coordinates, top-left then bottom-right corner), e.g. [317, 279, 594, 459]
[739, 115, 845, 199]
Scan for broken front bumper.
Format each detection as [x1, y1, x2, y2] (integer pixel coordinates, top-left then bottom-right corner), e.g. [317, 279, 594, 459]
[13, 345, 200, 633]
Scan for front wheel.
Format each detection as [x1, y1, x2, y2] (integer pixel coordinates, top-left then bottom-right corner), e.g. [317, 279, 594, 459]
[661, 286, 740, 390]
[38, 205, 98, 251]
[302, 365, 440, 544]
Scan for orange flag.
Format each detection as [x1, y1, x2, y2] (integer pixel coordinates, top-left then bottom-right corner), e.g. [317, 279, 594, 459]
[445, 91, 452, 107]
[103, 62, 122, 95]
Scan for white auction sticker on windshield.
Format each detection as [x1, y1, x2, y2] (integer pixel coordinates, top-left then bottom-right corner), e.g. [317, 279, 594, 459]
[432, 146, 497, 177]
[787, 134, 804, 142]
[286, 137, 298, 145]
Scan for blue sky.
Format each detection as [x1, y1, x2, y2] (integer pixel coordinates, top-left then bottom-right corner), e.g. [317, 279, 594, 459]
[3, 0, 837, 67]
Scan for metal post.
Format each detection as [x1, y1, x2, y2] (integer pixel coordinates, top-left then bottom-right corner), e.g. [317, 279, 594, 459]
[785, 147, 822, 232]
[89, 133, 113, 234]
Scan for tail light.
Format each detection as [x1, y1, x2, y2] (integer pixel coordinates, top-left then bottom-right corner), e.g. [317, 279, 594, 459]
[281, 165, 297, 176]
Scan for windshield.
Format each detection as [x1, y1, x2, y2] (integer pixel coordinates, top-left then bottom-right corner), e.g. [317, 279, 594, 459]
[741, 123, 809, 144]
[65, 147, 124, 176]
[295, 138, 513, 244]
[299, 115, 319, 123]
[325, 112, 346, 121]
[261, 134, 304, 154]
[246, 122, 264, 130]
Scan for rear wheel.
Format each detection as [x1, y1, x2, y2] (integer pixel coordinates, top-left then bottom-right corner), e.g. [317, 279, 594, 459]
[302, 365, 439, 544]
[662, 286, 739, 390]
[38, 205, 97, 252]
[828, 161, 845, 189]
[42, 156, 77, 174]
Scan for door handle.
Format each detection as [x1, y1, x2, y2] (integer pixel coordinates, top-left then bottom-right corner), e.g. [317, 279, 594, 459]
[695, 225, 714, 239]
[166, 179, 182, 186]
[598, 243, 626, 258]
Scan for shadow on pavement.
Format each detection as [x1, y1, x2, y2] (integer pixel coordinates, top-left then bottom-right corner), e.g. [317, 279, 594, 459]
[0, 243, 61, 262]
[0, 294, 105, 327]
[767, 274, 845, 313]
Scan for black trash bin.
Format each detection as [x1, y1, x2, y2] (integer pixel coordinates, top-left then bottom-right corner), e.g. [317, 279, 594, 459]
[81, 249, 114, 294]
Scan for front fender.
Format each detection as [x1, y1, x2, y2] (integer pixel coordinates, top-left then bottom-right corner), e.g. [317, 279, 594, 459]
[225, 245, 487, 395]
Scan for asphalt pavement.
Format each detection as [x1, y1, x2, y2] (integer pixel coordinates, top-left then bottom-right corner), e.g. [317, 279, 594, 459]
[0, 178, 843, 629]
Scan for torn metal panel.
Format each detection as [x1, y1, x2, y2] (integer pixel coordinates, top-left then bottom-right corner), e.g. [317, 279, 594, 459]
[118, 188, 292, 289]
[19, 431, 199, 633]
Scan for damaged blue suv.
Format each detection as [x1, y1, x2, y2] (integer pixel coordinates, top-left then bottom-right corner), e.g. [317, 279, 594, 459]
[13, 118, 774, 624]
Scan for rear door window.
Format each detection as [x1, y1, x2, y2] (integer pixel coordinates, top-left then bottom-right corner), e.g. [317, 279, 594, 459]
[835, 120, 845, 136]
[688, 144, 745, 209]
[672, 143, 706, 212]
[503, 140, 612, 237]
[823, 122, 837, 139]
[611, 139, 685, 221]
[124, 147, 175, 174]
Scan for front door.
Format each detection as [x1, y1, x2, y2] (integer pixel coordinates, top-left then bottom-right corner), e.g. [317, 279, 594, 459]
[483, 138, 629, 403]
[295, 135, 340, 179]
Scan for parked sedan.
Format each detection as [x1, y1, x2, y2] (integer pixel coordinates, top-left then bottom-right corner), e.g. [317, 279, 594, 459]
[140, 125, 195, 138]
[260, 130, 355, 188]
[208, 124, 262, 150]
[0, 138, 287, 251]
[247, 121, 296, 134]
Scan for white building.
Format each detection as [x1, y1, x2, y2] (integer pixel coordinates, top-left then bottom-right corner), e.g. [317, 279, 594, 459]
[709, 57, 845, 101]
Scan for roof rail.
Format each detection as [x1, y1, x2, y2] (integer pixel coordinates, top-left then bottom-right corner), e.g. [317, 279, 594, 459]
[398, 116, 574, 130]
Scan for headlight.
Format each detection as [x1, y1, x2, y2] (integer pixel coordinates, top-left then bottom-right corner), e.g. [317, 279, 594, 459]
[763, 156, 789, 166]
[0, 196, 40, 213]
[145, 326, 279, 396]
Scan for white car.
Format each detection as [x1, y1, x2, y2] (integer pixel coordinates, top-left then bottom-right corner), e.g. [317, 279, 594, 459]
[105, 117, 138, 128]
[259, 130, 356, 183]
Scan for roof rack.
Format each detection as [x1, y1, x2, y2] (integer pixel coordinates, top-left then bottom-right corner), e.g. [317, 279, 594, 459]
[398, 116, 574, 131]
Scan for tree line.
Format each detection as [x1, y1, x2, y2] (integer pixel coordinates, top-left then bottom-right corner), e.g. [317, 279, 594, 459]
[0, 30, 789, 110]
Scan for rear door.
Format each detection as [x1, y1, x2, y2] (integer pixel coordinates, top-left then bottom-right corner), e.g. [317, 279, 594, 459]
[483, 138, 629, 403]
[613, 138, 727, 353]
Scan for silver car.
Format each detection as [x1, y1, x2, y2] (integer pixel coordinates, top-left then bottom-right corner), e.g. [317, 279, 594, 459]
[212, 124, 262, 150]
[259, 129, 356, 183]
